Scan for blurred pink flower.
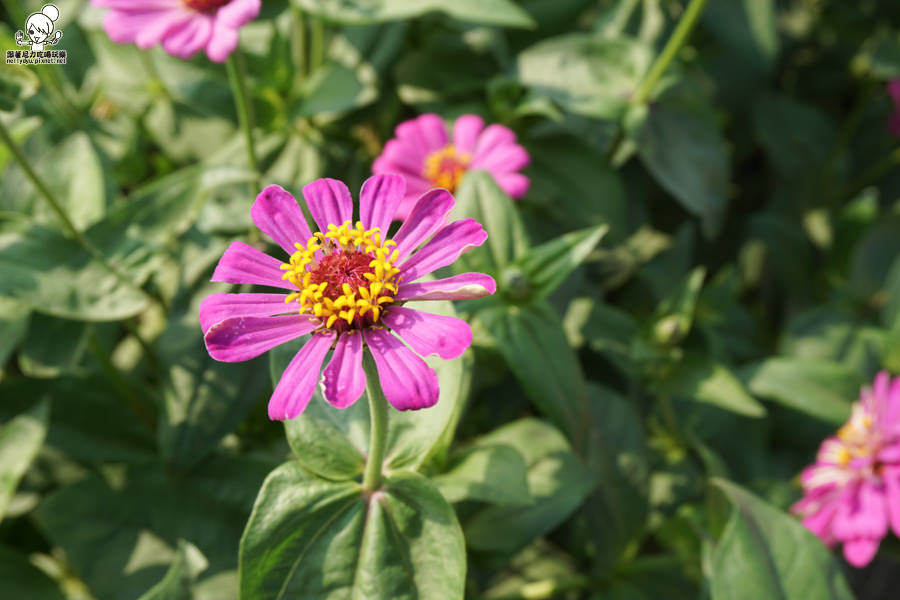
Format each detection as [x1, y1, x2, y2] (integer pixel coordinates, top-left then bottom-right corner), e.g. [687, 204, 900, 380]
[91, 0, 260, 63]
[200, 174, 495, 420]
[793, 371, 900, 567]
[372, 114, 530, 220]
[888, 80, 900, 138]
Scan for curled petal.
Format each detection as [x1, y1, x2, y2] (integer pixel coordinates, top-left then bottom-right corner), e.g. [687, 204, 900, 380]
[396, 273, 496, 301]
[362, 329, 439, 411]
[268, 332, 334, 420]
[321, 332, 366, 409]
[382, 306, 472, 360]
[400, 218, 487, 282]
[204, 315, 318, 362]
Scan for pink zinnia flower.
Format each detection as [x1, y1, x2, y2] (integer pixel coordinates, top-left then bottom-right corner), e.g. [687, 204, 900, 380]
[793, 371, 900, 567]
[91, 0, 261, 63]
[200, 174, 495, 420]
[888, 80, 900, 139]
[372, 114, 530, 220]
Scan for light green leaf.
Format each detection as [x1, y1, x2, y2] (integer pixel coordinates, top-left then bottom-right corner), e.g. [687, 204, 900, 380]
[739, 357, 859, 425]
[463, 419, 594, 554]
[433, 443, 532, 506]
[292, 0, 534, 28]
[513, 225, 608, 302]
[517, 34, 652, 120]
[0, 399, 48, 523]
[625, 94, 730, 238]
[709, 479, 854, 600]
[655, 355, 766, 418]
[240, 466, 465, 599]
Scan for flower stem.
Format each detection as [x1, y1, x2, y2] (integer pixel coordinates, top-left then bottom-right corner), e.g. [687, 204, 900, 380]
[292, 5, 308, 87]
[631, 0, 710, 105]
[0, 119, 161, 309]
[310, 17, 326, 73]
[362, 352, 389, 492]
[225, 53, 261, 190]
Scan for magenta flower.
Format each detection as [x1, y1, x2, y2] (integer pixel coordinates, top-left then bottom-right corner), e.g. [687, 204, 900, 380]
[91, 0, 260, 63]
[200, 175, 495, 420]
[888, 80, 900, 139]
[792, 371, 900, 567]
[372, 114, 530, 220]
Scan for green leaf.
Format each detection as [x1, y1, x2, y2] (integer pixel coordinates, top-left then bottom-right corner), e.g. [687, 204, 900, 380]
[433, 443, 532, 505]
[513, 225, 608, 302]
[275, 298, 473, 477]
[739, 357, 859, 425]
[655, 355, 766, 418]
[463, 419, 594, 554]
[138, 541, 209, 600]
[651, 267, 706, 346]
[582, 385, 649, 570]
[0, 297, 29, 373]
[240, 465, 465, 599]
[294, 62, 377, 120]
[292, 0, 534, 28]
[478, 302, 590, 446]
[591, 556, 697, 599]
[18, 314, 91, 377]
[709, 479, 854, 600]
[452, 171, 529, 275]
[625, 93, 730, 238]
[0, 545, 64, 600]
[0, 399, 48, 523]
[0, 217, 156, 321]
[517, 34, 652, 120]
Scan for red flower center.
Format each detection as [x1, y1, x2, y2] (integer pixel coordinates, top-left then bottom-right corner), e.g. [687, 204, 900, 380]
[183, 0, 230, 12]
[308, 252, 375, 303]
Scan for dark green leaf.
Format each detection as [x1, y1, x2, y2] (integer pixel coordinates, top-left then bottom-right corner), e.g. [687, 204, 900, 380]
[0, 399, 48, 522]
[138, 541, 209, 600]
[655, 355, 766, 418]
[513, 225, 608, 302]
[0, 545, 64, 600]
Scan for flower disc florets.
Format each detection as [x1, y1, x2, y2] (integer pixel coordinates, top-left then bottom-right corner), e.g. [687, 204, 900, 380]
[281, 220, 400, 332]
[422, 144, 470, 192]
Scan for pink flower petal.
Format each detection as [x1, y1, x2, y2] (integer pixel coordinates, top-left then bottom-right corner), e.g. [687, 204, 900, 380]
[843, 537, 879, 567]
[472, 124, 517, 163]
[452, 114, 485, 154]
[399, 218, 487, 282]
[801, 502, 839, 546]
[832, 481, 888, 541]
[199, 292, 291, 333]
[382, 306, 472, 360]
[302, 178, 353, 232]
[362, 329, 438, 411]
[412, 114, 448, 150]
[268, 332, 334, 420]
[470, 143, 531, 173]
[373, 139, 427, 174]
[391, 189, 455, 262]
[360, 174, 405, 234]
[217, 0, 261, 27]
[211, 241, 294, 290]
[494, 172, 530, 199]
[204, 314, 318, 362]
[321, 332, 366, 409]
[883, 466, 900, 538]
[205, 23, 238, 62]
[162, 14, 212, 59]
[395, 272, 496, 301]
[251, 185, 314, 257]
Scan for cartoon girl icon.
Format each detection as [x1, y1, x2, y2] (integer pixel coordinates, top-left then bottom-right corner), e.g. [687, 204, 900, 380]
[15, 5, 63, 52]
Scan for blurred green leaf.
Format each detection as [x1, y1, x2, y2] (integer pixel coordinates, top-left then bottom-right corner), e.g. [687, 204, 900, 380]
[709, 479, 854, 600]
[138, 541, 209, 600]
[517, 34, 652, 120]
[292, 0, 534, 28]
[240, 466, 465, 599]
[18, 314, 91, 378]
[0, 399, 48, 523]
[294, 62, 377, 120]
[463, 419, 593, 554]
[739, 357, 859, 425]
[434, 443, 532, 506]
[625, 93, 730, 238]
[655, 355, 766, 418]
[0, 297, 29, 373]
[481, 540, 581, 600]
[0, 545, 64, 600]
[651, 267, 706, 346]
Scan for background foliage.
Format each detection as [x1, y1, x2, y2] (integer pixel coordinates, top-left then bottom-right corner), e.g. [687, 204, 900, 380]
[3, 0, 900, 598]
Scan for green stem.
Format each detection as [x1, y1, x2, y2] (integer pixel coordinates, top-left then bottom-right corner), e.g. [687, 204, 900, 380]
[602, 0, 641, 37]
[0, 118, 159, 309]
[631, 0, 710, 105]
[225, 53, 261, 191]
[292, 5, 308, 89]
[310, 17, 326, 73]
[362, 352, 389, 493]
